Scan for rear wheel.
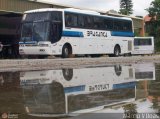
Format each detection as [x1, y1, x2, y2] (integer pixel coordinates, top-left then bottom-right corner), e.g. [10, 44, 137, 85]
[114, 46, 120, 57]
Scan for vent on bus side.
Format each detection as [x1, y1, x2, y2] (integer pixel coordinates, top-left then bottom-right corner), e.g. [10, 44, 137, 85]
[128, 41, 132, 51]
[129, 68, 133, 78]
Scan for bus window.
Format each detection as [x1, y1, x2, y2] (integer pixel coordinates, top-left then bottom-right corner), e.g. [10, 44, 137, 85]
[65, 13, 72, 27]
[24, 12, 50, 22]
[113, 20, 123, 31]
[21, 23, 33, 42]
[124, 21, 132, 32]
[50, 21, 62, 43]
[33, 22, 48, 41]
[84, 16, 93, 28]
[71, 14, 78, 27]
[93, 16, 103, 29]
[78, 15, 85, 27]
[104, 18, 113, 30]
[51, 11, 62, 21]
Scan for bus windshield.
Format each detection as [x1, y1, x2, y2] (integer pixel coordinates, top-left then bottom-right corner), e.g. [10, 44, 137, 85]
[21, 21, 50, 42]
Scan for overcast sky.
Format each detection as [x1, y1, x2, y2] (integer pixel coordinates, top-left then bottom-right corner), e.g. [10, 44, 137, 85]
[38, 0, 153, 16]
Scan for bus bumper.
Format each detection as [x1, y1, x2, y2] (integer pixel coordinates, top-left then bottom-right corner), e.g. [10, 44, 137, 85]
[19, 46, 52, 55]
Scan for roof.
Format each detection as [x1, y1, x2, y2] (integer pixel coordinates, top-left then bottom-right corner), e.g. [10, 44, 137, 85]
[144, 15, 156, 22]
[24, 8, 63, 13]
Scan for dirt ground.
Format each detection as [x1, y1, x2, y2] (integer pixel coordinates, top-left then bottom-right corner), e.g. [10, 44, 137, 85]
[0, 55, 160, 72]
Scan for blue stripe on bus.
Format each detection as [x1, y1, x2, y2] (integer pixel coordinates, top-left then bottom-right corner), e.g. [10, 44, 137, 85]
[62, 31, 84, 37]
[113, 82, 136, 89]
[64, 85, 85, 93]
[111, 31, 134, 37]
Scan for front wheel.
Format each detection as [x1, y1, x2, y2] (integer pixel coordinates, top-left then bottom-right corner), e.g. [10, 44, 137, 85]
[62, 69, 73, 81]
[62, 45, 71, 58]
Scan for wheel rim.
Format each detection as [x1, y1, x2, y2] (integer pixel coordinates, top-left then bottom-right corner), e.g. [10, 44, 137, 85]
[64, 48, 69, 55]
[64, 69, 69, 76]
[62, 69, 73, 81]
[115, 47, 119, 56]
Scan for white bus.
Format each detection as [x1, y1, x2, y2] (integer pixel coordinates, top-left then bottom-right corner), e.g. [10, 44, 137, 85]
[19, 8, 134, 58]
[20, 63, 155, 117]
[20, 65, 136, 117]
[132, 37, 154, 55]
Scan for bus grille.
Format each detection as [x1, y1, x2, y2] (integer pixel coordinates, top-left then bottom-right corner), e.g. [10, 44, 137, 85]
[128, 41, 132, 51]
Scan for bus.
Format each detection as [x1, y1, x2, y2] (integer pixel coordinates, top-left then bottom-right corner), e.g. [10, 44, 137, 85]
[133, 63, 155, 81]
[20, 63, 155, 117]
[19, 8, 134, 58]
[132, 37, 154, 55]
[20, 65, 136, 117]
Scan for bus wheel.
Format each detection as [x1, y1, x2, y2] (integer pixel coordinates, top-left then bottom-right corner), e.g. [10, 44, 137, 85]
[114, 45, 120, 57]
[62, 69, 73, 81]
[114, 65, 122, 76]
[62, 45, 72, 58]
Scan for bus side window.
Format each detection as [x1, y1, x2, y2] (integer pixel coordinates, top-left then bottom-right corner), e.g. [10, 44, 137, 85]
[72, 14, 78, 27]
[65, 13, 72, 27]
[113, 20, 123, 31]
[104, 19, 113, 30]
[78, 15, 84, 27]
[93, 16, 103, 30]
[84, 16, 93, 29]
[125, 21, 132, 32]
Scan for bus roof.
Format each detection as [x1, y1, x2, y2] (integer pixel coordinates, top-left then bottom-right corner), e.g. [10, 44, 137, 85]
[24, 8, 63, 13]
[64, 8, 100, 15]
[24, 8, 132, 21]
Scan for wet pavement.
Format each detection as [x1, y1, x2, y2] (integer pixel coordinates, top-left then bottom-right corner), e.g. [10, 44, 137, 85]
[0, 62, 160, 119]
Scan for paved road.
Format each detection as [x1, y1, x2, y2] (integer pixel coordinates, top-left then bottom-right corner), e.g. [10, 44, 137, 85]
[0, 55, 160, 72]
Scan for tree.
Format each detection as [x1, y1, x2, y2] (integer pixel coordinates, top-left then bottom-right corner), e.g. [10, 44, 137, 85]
[146, 0, 160, 51]
[119, 0, 133, 15]
[146, 0, 160, 20]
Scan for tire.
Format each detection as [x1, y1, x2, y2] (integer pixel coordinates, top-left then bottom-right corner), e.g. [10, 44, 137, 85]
[62, 45, 71, 58]
[114, 46, 120, 57]
[62, 69, 73, 81]
[114, 65, 122, 76]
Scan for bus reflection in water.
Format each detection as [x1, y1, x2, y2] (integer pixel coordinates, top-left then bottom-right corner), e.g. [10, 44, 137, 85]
[20, 63, 155, 117]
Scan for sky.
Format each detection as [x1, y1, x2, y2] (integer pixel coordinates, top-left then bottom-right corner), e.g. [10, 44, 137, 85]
[38, 0, 153, 16]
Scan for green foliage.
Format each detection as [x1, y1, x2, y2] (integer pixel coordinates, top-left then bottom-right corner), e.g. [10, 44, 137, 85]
[146, 0, 160, 20]
[119, 0, 133, 15]
[146, 0, 160, 52]
[123, 103, 137, 119]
